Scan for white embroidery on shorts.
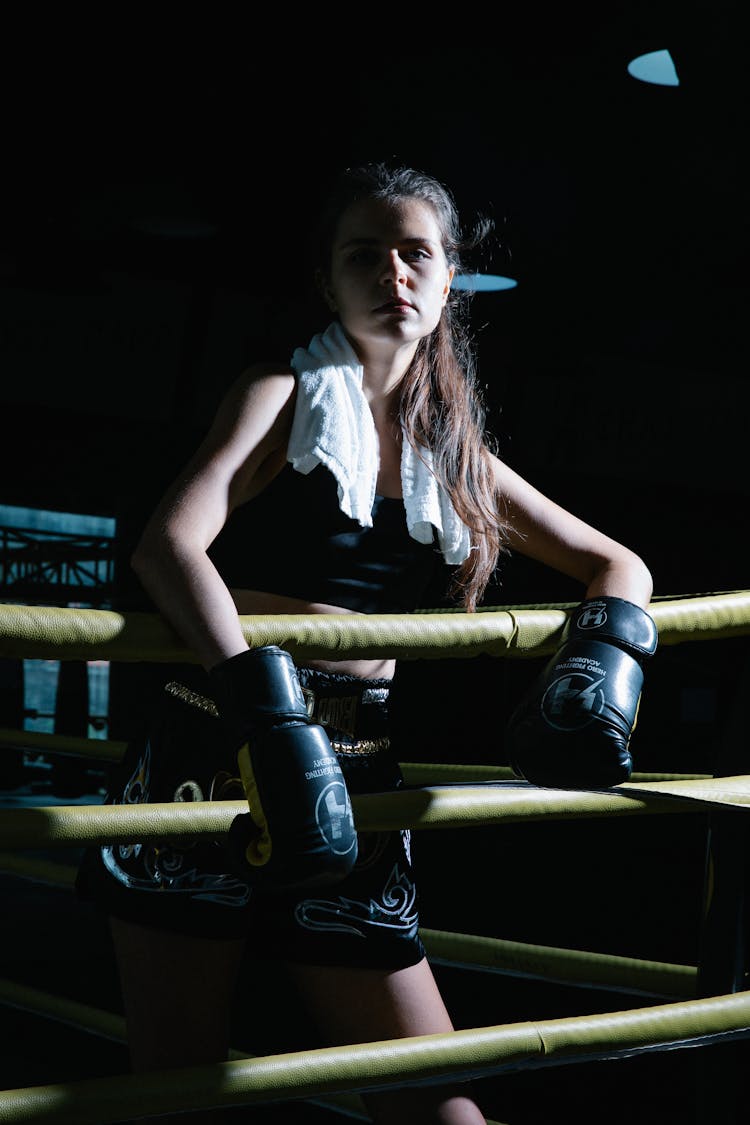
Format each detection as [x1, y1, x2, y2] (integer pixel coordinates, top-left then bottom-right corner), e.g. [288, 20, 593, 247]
[293, 863, 418, 938]
[100, 741, 251, 907]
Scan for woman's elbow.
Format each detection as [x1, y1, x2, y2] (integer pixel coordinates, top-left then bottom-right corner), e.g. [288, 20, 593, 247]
[584, 547, 653, 608]
[640, 557, 654, 602]
[630, 555, 654, 607]
[131, 522, 208, 586]
[609, 548, 654, 607]
[130, 526, 169, 582]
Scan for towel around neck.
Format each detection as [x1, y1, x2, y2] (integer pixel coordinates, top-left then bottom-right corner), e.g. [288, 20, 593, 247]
[288, 321, 472, 566]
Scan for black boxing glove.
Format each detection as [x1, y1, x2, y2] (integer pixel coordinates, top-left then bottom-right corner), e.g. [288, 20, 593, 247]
[209, 646, 358, 891]
[506, 596, 658, 789]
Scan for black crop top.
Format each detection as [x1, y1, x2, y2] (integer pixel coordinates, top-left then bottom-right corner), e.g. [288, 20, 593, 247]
[208, 463, 449, 613]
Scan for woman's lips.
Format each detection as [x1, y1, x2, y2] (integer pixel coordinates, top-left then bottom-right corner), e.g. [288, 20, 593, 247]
[376, 299, 414, 313]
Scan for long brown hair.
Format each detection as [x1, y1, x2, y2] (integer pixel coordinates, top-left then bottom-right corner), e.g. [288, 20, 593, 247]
[312, 163, 510, 611]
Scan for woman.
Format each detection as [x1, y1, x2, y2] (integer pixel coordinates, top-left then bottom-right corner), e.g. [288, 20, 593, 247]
[77, 163, 654, 1124]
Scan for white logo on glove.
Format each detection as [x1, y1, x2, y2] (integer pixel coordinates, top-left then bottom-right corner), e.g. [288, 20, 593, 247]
[542, 673, 605, 731]
[315, 782, 357, 855]
[577, 604, 608, 630]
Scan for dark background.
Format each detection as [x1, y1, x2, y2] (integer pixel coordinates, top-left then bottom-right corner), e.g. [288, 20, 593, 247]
[1, 9, 747, 603]
[1, 8, 749, 1123]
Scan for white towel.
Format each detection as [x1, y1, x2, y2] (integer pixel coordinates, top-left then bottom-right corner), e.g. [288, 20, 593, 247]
[288, 321, 472, 566]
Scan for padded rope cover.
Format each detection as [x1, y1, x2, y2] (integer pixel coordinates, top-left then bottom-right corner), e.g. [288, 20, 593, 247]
[0, 728, 125, 763]
[0, 850, 695, 999]
[0, 787, 687, 850]
[0, 979, 371, 1124]
[0, 858, 697, 1000]
[1, 733, 711, 785]
[10, 769, 750, 853]
[421, 928, 696, 1000]
[0, 591, 747, 662]
[0, 991, 748, 1123]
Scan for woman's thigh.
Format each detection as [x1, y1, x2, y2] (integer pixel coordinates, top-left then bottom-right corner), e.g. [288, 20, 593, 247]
[289, 957, 487, 1124]
[110, 915, 246, 1073]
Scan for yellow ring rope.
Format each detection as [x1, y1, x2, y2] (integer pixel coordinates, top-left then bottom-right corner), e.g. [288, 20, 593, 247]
[1, 590, 747, 1119]
[0, 856, 697, 1001]
[0, 786, 693, 851]
[11, 773, 750, 853]
[0, 729, 714, 786]
[0, 728, 127, 763]
[0, 590, 747, 662]
[0, 991, 748, 1123]
[0, 979, 374, 1124]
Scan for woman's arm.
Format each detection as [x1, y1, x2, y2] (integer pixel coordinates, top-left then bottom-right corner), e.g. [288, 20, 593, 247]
[133, 366, 361, 889]
[493, 454, 657, 788]
[131, 365, 297, 670]
[492, 456, 653, 607]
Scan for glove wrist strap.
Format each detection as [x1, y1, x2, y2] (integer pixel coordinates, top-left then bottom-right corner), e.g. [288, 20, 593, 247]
[566, 596, 658, 660]
[209, 646, 310, 723]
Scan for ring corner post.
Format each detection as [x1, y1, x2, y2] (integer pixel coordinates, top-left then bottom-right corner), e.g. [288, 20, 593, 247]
[695, 641, 750, 1123]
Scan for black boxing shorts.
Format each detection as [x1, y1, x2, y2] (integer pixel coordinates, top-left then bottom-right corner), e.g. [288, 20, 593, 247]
[75, 665, 426, 970]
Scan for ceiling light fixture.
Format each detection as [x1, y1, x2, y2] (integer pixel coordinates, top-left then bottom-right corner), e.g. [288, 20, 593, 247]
[451, 273, 518, 292]
[627, 49, 680, 87]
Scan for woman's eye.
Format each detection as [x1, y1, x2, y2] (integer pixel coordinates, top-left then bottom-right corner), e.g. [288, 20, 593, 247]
[344, 246, 430, 266]
[348, 249, 376, 265]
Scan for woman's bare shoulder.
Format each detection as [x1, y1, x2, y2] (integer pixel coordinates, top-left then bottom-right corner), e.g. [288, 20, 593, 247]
[228, 360, 297, 399]
[242, 359, 296, 380]
[212, 361, 297, 429]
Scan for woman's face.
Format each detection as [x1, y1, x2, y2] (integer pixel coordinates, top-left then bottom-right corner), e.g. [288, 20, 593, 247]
[323, 196, 454, 355]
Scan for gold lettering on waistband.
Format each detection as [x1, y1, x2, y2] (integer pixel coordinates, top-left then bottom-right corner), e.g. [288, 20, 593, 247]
[164, 682, 386, 756]
[331, 736, 390, 756]
[166, 676, 387, 744]
[164, 681, 219, 717]
[316, 695, 358, 738]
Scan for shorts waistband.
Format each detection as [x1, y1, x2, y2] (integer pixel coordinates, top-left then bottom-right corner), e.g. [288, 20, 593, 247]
[164, 681, 219, 716]
[163, 674, 390, 757]
[296, 668, 390, 750]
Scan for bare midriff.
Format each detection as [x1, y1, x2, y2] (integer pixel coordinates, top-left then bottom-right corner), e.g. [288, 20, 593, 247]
[230, 588, 396, 680]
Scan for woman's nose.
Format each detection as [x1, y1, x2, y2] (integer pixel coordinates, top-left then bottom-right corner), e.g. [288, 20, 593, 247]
[381, 250, 407, 285]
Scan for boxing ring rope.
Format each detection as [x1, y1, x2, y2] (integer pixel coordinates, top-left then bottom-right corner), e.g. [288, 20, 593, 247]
[0, 788, 707, 850]
[0, 727, 714, 784]
[7, 766, 750, 855]
[0, 589, 748, 663]
[1, 990, 750, 1124]
[0, 729, 715, 792]
[0, 977, 377, 1123]
[0, 728, 127, 764]
[1, 589, 749, 1122]
[0, 854, 698, 1000]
